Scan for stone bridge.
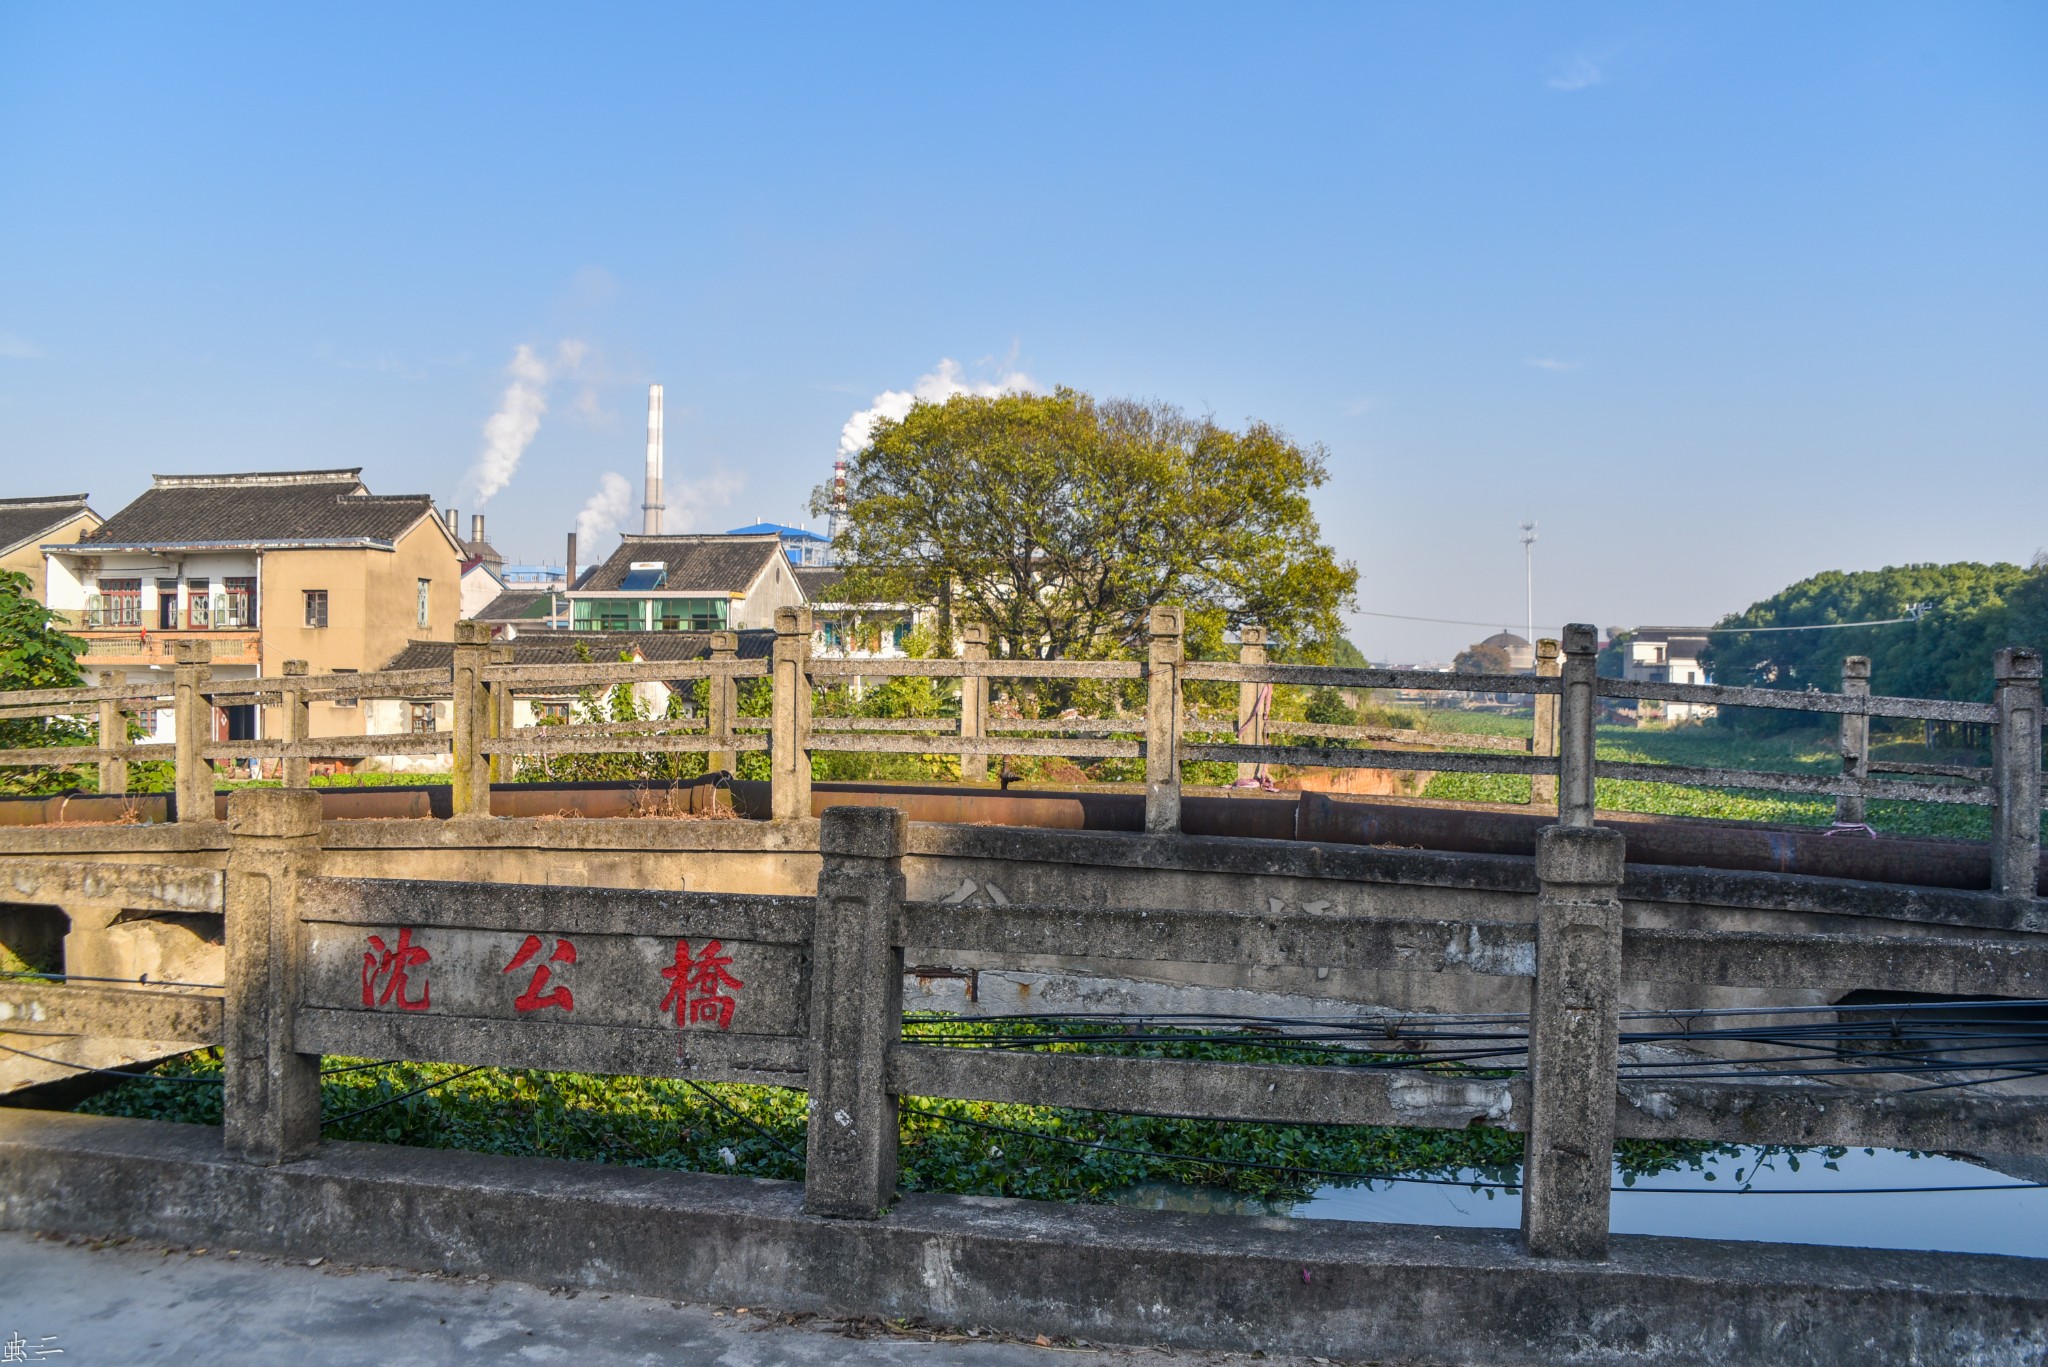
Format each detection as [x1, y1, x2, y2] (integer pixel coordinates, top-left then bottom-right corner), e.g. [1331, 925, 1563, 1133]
[0, 625, 2043, 1363]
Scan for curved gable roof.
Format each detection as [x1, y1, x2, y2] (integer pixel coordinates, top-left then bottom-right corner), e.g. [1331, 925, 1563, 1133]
[77, 470, 438, 550]
[577, 534, 784, 594]
[0, 494, 95, 557]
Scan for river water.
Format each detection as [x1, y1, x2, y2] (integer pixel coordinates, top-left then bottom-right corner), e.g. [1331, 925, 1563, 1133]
[1118, 1147, 2048, 1259]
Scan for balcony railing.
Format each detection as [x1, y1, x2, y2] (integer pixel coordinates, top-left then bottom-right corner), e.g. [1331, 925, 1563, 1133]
[75, 630, 261, 666]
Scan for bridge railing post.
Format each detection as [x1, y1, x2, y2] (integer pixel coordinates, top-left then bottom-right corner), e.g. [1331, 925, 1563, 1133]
[96, 669, 128, 796]
[1521, 824, 1625, 1260]
[1557, 624, 1598, 828]
[280, 660, 310, 789]
[1530, 638, 1560, 809]
[1991, 647, 2043, 900]
[1235, 626, 1267, 787]
[771, 607, 814, 822]
[804, 805, 906, 1218]
[1836, 657, 1872, 827]
[487, 643, 514, 785]
[959, 623, 990, 783]
[706, 630, 739, 777]
[450, 622, 492, 817]
[172, 639, 214, 823]
[1144, 606, 1184, 834]
[223, 788, 325, 1165]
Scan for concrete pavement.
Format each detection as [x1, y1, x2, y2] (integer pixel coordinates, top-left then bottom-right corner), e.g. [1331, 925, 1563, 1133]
[0, 1229, 1371, 1367]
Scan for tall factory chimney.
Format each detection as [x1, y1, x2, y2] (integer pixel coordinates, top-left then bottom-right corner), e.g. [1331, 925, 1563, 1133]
[565, 531, 578, 592]
[643, 383, 665, 535]
[827, 457, 849, 561]
[445, 507, 460, 538]
[471, 513, 486, 545]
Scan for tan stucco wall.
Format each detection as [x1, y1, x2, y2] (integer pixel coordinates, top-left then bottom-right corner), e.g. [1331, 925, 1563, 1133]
[366, 516, 463, 665]
[3, 512, 100, 604]
[258, 517, 462, 738]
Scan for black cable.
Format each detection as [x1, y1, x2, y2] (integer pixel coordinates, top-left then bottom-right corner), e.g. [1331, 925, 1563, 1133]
[319, 1058, 400, 1078]
[0, 971, 224, 991]
[681, 1079, 804, 1160]
[323, 1064, 486, 1127]
[1623, 999, 2048, 1021]
[0, 1038, 220, 1083]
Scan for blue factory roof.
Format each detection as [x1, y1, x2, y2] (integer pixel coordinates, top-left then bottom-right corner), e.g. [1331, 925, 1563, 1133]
[726, 521, 829, 543]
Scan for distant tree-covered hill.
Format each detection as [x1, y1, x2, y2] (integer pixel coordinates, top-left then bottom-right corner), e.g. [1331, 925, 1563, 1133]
[1702, 560, 2047, 726]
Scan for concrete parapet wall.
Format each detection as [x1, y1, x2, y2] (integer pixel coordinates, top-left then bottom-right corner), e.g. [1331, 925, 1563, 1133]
[3, 813, 2040, 1055]
[1, 1110, 2043, 1367]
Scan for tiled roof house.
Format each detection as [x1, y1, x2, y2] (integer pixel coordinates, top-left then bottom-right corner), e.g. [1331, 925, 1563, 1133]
[42, 468, 463, 744]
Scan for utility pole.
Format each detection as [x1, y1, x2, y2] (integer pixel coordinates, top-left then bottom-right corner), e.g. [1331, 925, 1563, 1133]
[1520, 521, 1538, 656]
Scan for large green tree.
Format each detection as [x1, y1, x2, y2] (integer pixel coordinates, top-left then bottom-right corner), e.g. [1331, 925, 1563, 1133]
[0, 569, 89, 794]
[814, 388, 1357, 660]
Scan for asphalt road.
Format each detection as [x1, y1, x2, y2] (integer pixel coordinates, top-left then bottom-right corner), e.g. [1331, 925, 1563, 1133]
[0, 1229, 1378, 1367]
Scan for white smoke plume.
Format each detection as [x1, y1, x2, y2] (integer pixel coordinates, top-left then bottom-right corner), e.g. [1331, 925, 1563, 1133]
[575, 472, 635, 548]
[666, 469, 744, 534]
[465, 340, 587, 504]
[836, 357, 1037, 458]
[574, 468, 744, 562]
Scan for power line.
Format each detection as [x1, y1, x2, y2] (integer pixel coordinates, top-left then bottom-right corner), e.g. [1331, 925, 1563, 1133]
[1704, 617, 1916, 633]
[1357, 611, 1567, 631]
[1354, 611, 1918, 634]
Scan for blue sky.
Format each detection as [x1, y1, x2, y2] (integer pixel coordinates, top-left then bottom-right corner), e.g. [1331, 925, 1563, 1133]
[2, 2, 2042, 661]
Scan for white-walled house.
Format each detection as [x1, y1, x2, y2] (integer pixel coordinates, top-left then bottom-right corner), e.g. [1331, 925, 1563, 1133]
[567, 534, 803, 634]
[1622, 627, 1716, 724]
[795, 567, 933, 661]
[364, 630, 774, 772]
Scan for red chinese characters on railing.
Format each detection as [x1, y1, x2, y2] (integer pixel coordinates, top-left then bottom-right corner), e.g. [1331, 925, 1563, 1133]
[362, 929, 432, 1011]
[503, 934, 576, 1013]
[660, 938, 744, 1031]
[358, 928, 749, 1027]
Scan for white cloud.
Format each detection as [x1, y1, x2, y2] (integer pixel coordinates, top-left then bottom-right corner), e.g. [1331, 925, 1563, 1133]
[1547, 56, 1603, 91]
[837, 357, 1039, 458]
[464, 340, 587, 504]
[0, 333, 42, 360]
[1524, 357, 1580, 372]
[1340, 396, 1377, 418]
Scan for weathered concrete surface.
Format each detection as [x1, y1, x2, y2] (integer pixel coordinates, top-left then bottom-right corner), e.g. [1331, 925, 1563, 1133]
[1522, 827, 1625, 1259]
[807, 807, 908, 1218]
[223, 789, 325, 1165]
[0, 1229, 1313, 1367]
[2, 1110, 2044, 1367]
[7, 811, 2042, 1097]
[4, 775, 2045, 897]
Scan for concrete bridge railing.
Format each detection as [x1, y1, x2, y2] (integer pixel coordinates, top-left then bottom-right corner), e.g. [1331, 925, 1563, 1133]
[1, 618, 2040, 892]
[6, 795, 2048, 1266]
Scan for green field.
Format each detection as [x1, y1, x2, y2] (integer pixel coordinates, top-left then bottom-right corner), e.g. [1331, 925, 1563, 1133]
[1412, 713, 2027, 843]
